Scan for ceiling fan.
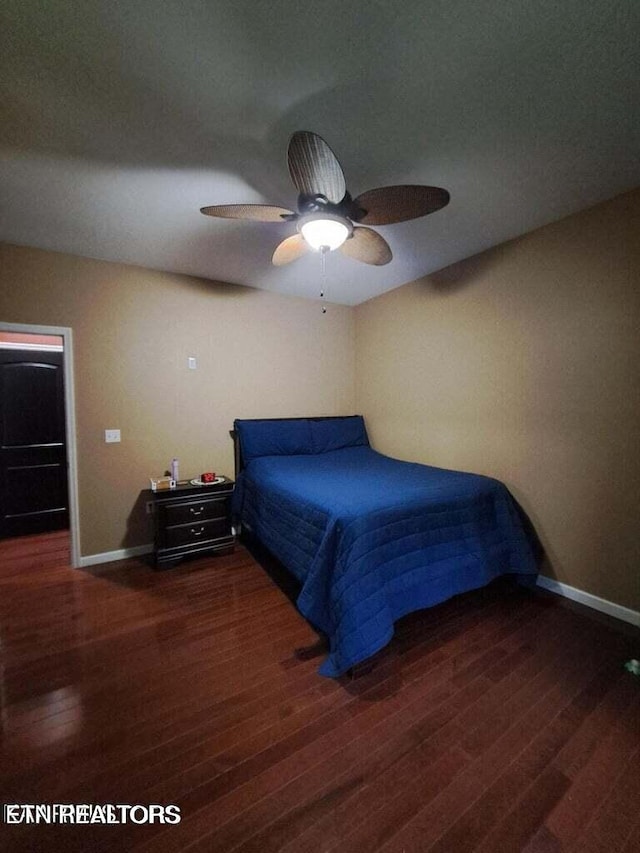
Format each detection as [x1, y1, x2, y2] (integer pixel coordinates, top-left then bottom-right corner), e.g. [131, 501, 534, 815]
[200, 131, 450, 267]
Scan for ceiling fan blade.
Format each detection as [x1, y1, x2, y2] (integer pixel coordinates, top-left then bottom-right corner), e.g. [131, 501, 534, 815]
[200, 204, 294, 222]
[353, 185, 450, 225]
[272, 234, 310, 266]
[339, 226, 392, 266]
[287, 131, 347, 204]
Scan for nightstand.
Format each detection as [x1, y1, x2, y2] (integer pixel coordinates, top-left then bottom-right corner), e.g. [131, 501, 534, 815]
[148, 478, 235, 568]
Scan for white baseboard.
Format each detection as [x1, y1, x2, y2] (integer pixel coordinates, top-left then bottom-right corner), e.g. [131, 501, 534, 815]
[537, 575, 640, 628]
[79, 544, 153, 569]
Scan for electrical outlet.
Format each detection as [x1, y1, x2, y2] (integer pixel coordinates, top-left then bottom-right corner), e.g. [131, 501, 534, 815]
[145, 501, 155, 516]
[105, 429, 121, 443]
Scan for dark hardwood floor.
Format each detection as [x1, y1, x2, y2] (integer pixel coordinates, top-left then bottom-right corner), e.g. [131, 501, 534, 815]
[0, 530, 638, 852]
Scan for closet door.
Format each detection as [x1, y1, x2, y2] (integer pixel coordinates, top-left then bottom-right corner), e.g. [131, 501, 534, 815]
[0, 349, 69, 538]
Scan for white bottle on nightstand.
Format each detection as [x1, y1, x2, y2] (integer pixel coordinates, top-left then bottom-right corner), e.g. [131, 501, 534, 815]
[170, 458, 179, 482]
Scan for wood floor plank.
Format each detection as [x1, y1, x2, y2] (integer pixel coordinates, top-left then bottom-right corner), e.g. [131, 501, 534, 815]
[520, 824, 564, 853]
[545, 692, 640, 849]
[552, 669, 639, 780]
[333, 626, 590, 853]
[0, 530, 638, 853]
[125, 595, 537, 852]
[276, 604, 581, 853]
[568, 745, 640, 852]
[621, 814, 640, 853]
[472, 767, 571, 853]
[373, 640, 631, 852]
[127, 600, 568, 843]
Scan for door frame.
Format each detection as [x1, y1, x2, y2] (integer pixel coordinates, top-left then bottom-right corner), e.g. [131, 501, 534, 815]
[0, 321, 80, 567]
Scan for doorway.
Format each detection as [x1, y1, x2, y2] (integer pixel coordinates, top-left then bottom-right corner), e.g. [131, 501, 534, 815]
[0, 323, 80, 567]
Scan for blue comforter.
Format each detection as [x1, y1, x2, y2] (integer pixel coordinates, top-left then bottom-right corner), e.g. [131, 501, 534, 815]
[233, 446, 538, 676]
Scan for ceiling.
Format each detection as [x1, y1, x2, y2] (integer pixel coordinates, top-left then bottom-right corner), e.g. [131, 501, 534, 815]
[1, 0, 639, 306]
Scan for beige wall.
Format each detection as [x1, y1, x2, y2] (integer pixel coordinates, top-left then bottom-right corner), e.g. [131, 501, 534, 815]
[2, 190, 638, 612]
[0, 245, 355, 555]
[356, 189, 640, 611]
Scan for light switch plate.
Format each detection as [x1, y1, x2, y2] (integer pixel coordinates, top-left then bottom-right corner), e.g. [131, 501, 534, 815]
[105, 429, 121, 443]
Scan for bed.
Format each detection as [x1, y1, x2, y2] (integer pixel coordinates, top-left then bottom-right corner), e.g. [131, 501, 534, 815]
[231, 416, 539, 677]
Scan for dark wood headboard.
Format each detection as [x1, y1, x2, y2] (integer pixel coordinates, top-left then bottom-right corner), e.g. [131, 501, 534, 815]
[229, 416, 361, 480]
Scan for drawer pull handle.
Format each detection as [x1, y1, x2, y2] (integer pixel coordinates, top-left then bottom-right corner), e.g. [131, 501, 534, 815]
[190, 506, 205, 516]
[190, 527, 205, 537]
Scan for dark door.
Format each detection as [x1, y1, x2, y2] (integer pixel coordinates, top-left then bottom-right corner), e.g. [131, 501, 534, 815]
[0, 349, 69, 538]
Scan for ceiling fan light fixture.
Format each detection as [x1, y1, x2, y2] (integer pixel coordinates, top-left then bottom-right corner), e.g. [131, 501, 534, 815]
[200, 131, 449, 268]
[299, 213, 352, 252]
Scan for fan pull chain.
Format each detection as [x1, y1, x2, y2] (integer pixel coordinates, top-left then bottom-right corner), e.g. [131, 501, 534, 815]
[320, 245, 328, 313]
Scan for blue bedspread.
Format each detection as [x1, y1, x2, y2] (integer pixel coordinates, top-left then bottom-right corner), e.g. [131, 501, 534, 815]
[233, 445, 538, 676]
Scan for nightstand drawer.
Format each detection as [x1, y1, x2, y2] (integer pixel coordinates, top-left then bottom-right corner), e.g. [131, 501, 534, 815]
[163, 496, 229, 526]
[164, 518, 230, 549]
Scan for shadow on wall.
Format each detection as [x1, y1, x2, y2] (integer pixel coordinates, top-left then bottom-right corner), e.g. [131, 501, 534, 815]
[424, 246, 503, 295]
[507, 484, 559, 582]
[513, 497, 547, 572]
[122, 491, 154, 551]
